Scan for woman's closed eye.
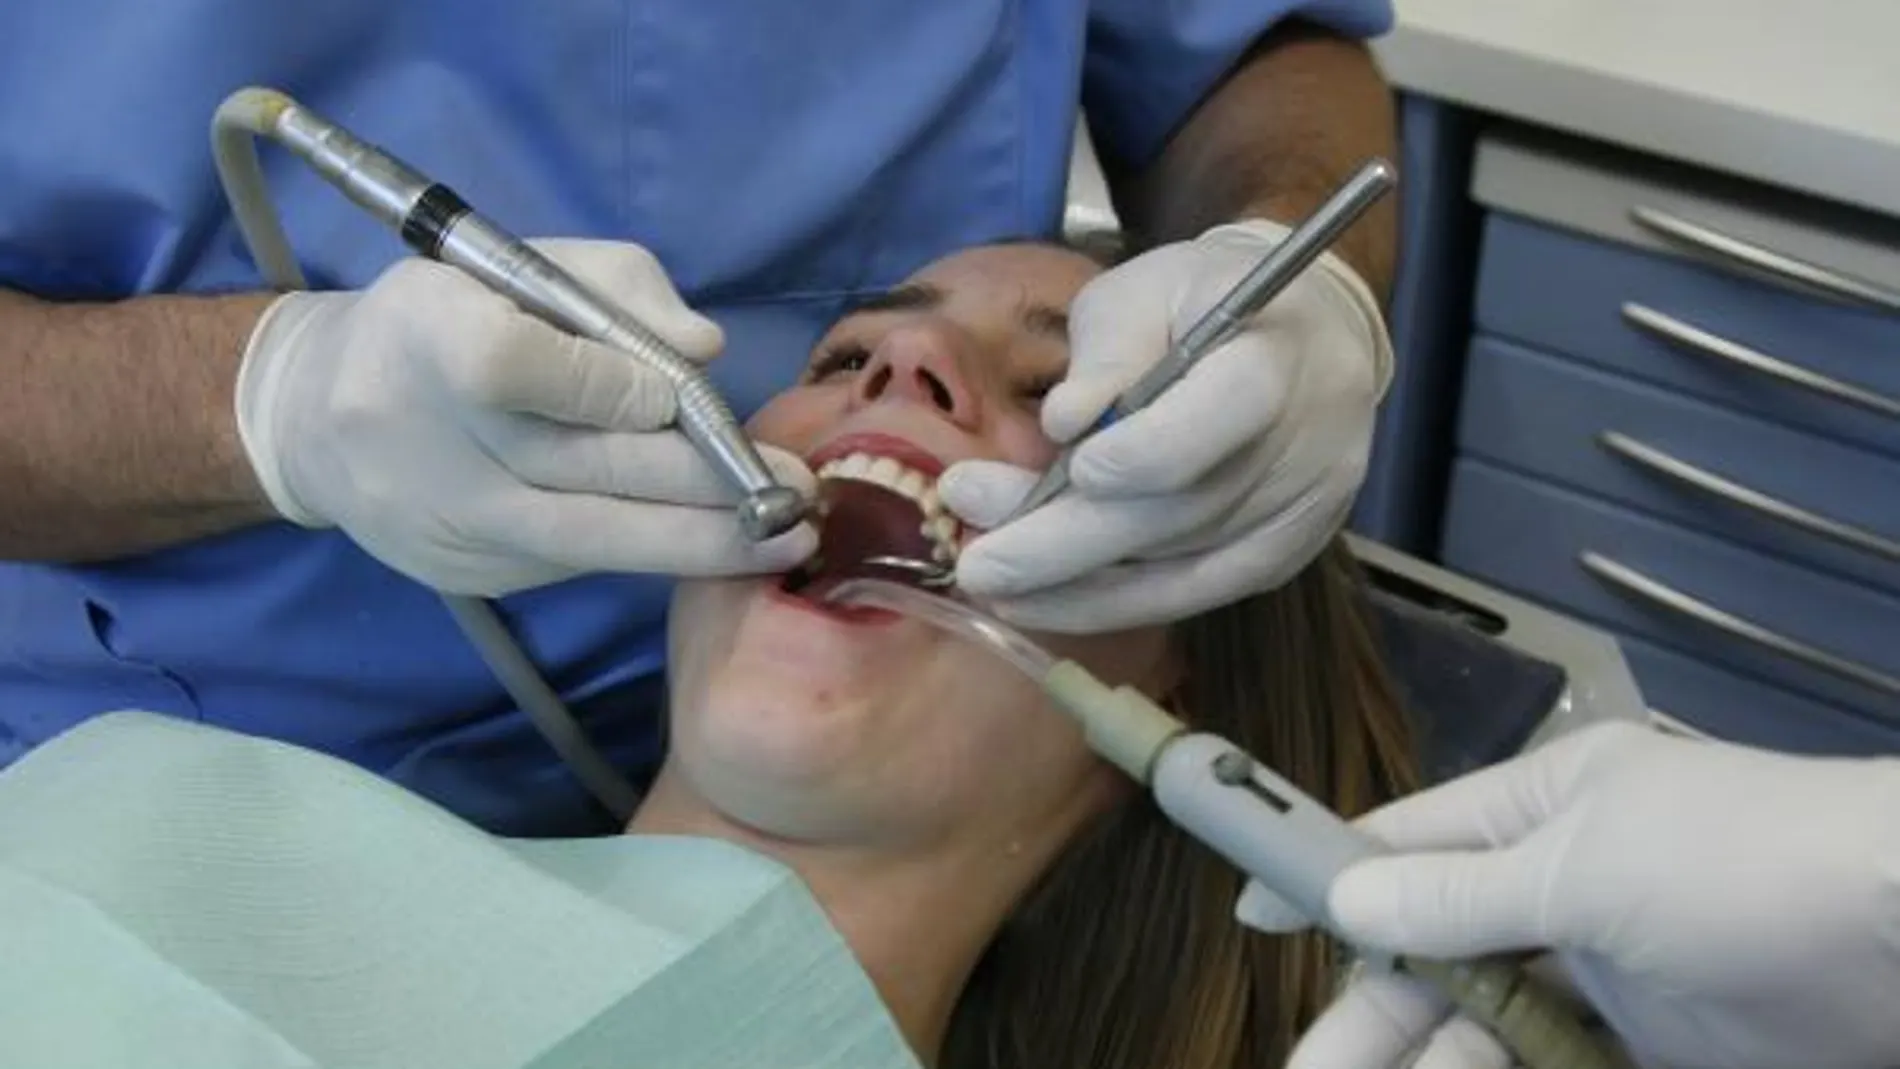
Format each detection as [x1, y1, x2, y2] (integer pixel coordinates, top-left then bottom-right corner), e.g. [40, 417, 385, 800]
[807, 340, 872, 384]
[1015, 370, 1063, 405]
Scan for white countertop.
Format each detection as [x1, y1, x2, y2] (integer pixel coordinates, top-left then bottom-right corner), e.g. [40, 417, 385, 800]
[1375, 0, 1900, 218]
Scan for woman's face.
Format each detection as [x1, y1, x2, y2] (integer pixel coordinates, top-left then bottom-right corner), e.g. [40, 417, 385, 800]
[665, 243, 1172, 852]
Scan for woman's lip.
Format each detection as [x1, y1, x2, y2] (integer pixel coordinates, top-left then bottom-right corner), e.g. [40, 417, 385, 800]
[762, 582, 901, 625]
[806, 432, 949, 479]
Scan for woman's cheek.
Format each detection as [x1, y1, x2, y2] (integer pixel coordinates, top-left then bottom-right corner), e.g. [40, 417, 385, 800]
[746, 389, 831, 452]
[996, 413, 1058, 471]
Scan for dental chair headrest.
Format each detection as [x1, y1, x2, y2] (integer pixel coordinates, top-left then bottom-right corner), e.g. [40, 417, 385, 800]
[1364, 590, 1568, 785]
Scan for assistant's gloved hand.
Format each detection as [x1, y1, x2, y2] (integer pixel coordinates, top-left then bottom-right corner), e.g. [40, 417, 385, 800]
[235, 238, 815, 596]
[937, 218, 1392, 632]
[1235, 722, 1900, 1069]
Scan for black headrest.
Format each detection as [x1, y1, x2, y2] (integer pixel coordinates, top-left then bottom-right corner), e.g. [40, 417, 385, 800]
[1364, 590, 1567, 785]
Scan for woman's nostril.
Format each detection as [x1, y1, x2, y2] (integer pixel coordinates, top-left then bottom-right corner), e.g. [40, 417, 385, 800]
[864, 365, 893, 398]
[922, 372, 954, 412]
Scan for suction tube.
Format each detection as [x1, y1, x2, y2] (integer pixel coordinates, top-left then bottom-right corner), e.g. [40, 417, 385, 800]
[826, 579, 1056, 678]
[824, 579, 1633, 1069]
[825, 579, 1181, 779]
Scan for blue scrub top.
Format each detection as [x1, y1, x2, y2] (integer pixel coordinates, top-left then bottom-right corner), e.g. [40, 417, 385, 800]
[0, 0, 1391, 836]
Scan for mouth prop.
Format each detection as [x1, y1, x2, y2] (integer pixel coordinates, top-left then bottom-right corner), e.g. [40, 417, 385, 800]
[780, 452, 962, 600]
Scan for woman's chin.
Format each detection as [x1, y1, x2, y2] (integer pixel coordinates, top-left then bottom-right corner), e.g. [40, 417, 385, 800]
[674, 676, 890, 840]
[665, 576, 956, 843]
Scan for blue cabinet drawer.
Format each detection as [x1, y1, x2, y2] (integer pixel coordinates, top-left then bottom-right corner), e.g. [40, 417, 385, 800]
[1613, 630, 1899, 756]
[1440, 458, 1900, 721]
[1457, 335, 1900, 593]
[1473, 213, 1900, 460]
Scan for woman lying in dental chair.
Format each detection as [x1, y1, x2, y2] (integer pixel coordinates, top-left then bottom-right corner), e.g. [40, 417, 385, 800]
[0, 240, 1418, 1069]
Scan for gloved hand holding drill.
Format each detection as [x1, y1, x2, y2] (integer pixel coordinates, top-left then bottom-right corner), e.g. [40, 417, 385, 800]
[233, 238, 818, 597]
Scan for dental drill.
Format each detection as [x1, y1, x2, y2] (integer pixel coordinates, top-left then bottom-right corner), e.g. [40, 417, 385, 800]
[824, 578, 1635, 1069]
[212, 86, 785, 818]
[210, 87, 810, 543]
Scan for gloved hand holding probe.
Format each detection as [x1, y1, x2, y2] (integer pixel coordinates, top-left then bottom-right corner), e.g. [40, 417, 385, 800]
[1237, 722, 1900, 1069]
[940, 217, 1392, 633]
[233, 238, 817, 597]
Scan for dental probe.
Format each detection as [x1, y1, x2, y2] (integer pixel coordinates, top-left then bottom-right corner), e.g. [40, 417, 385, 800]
[210, 86, 809, 542]
[823, 578, 1634, 1069]
[1003, 158, 1397, 523]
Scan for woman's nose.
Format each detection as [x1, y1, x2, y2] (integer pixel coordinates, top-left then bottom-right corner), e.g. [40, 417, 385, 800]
[852, 327, 980, 427]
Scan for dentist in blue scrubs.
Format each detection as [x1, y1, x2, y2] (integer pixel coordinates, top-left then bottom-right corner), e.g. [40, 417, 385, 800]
[0, 1, 1401, 836]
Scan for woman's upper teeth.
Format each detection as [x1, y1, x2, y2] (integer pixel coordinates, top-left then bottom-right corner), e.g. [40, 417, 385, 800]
[816, 452, 943, 517]
[816, 450, 962, 561]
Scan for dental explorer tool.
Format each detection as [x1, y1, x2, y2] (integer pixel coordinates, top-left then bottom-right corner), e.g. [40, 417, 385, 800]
[822, 578, 1635, 1069]
[210, 86, 810, 543]
[1003, 158, 1397, 523]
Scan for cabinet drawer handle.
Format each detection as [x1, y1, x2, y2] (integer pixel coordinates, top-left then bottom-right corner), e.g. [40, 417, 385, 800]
[1646, 708, 1715, 740]
[1629, 205, 1900, 315]
[1581, 552, 1900, 698]
[1599, 431, 1900, 562]
[1622, 303, 1900, 420]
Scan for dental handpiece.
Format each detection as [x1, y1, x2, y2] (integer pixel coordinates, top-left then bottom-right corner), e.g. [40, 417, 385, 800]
[1004, 158, 1397, 523]
[212, 87, 809, 542]
[823, 579, 1633, 1069]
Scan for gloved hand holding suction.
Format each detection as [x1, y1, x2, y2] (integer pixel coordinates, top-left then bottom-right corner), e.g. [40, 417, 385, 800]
[1238, 721, 1900, 1069]
[234, 237, 817, 597]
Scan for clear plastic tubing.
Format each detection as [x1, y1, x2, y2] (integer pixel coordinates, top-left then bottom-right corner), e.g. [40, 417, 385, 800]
[823, 579, 1056, 680]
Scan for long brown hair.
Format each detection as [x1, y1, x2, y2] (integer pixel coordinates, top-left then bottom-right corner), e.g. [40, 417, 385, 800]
[942, 540, 1419, 1068]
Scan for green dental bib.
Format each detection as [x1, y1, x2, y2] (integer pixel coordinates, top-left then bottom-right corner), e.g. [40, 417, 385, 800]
[0, 713, 921, 1069]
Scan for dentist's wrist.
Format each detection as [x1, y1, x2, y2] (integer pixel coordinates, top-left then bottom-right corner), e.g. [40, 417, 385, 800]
[233, 291, 355, 528]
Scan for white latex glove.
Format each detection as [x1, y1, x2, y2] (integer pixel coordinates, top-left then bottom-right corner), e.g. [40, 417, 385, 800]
[1234, 721, 1900, 1069]
[235, 239, 816, 596]
[936, 218, 1392, 633]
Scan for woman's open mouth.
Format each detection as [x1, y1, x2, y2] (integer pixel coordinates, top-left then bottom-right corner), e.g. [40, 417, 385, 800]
[778, 448, 962, 606]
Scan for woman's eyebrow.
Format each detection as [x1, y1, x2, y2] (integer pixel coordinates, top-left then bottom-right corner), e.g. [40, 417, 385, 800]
[838, 282, 1067, 340]
[841, 283, 943, 317]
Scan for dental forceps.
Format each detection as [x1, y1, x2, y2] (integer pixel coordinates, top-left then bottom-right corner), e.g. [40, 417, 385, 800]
[210, 87, 810, 542]
[1003, 158, 1397, 523]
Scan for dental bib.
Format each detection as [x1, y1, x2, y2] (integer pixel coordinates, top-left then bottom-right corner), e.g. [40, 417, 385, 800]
[0, 713, 922, 1069]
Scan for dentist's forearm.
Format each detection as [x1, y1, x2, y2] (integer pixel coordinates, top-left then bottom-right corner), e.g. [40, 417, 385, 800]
[1108, 18, 1400, 302]
[0, 287, 277, 560]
